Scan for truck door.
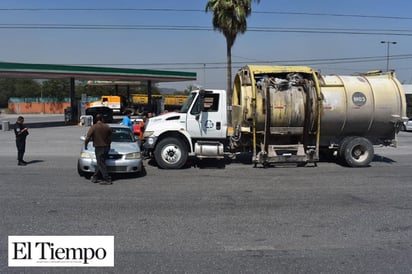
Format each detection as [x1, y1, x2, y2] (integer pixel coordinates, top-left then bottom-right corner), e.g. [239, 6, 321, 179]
[186, 91, 226, 139]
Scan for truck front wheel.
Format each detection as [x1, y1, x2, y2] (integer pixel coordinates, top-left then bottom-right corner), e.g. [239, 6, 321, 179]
[341, 137, 374, 167]
[154, 137, 188, 169]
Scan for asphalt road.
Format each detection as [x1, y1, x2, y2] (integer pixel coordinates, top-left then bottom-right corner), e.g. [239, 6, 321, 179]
[1, 114, 412, 273]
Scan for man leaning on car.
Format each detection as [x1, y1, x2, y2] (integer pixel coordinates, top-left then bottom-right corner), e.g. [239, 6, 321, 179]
[84, 114, 113, 185]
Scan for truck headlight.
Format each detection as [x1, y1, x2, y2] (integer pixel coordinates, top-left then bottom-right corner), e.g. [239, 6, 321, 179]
[143, 131, 154, 138]
[125, 152, 141, 159]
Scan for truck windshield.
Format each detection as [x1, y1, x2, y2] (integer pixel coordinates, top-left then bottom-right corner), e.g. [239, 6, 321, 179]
[179, 92, 197, 113]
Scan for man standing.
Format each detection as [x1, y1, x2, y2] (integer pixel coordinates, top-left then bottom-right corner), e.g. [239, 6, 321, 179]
[14, 116, 29, 166]
[121, 110, 133, 131]
[84, 114, 112, 185]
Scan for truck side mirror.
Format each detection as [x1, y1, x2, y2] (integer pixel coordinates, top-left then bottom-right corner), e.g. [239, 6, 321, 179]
[198, 90, 206, 112]
[190, 90, 205, 116]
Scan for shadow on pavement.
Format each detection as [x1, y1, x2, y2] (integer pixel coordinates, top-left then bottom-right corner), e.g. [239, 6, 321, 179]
[25, 160, 45, 165]
[25, 121, 67, 128]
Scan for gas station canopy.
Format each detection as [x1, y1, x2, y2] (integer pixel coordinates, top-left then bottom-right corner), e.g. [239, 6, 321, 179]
[0, 61, 196, 121]
[0, 61, 196, 82]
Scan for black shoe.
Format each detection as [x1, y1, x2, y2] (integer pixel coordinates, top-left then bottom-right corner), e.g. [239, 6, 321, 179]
[91, 176, 99, 183]
[18, 161, 26, 166]
[21, 160, 29, 164]
[100, 178, 112, 185]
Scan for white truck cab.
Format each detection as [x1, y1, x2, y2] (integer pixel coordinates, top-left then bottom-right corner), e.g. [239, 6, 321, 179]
[143, 89, 228, 169]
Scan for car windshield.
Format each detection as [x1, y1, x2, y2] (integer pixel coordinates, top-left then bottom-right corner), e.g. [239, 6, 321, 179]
[111, 128, 135, 142]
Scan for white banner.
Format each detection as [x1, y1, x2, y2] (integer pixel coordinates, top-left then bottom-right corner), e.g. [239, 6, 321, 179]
[8, 236, 114, 267]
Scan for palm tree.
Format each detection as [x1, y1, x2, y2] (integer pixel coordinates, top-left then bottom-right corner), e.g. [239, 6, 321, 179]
[205, 0, 260, 101]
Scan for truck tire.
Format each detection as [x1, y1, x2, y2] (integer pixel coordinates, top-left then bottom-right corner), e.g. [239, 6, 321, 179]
[338, 136, 355, 159]
[154, 137, 188, 169]
[341, 137, 374, 167]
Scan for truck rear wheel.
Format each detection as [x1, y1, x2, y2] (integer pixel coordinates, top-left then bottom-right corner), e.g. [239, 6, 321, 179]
[338, 137, 355, 159]
[341, 137, 374, 167]
[154, 137, 188, 169]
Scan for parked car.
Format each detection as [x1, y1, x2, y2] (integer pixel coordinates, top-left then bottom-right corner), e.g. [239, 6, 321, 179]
[401, 118, 412, 131]
[85, 106, 114, 123]
[77, 124, 143, 178]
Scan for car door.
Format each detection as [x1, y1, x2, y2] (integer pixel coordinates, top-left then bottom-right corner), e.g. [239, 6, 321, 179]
[186, 91, 226, 139]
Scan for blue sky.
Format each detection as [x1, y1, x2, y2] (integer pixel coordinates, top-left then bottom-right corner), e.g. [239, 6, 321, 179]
[1, 0, 411, 90]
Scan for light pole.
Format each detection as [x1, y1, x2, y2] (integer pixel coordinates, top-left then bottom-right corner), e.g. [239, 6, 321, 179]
[380, 41, 397, 71]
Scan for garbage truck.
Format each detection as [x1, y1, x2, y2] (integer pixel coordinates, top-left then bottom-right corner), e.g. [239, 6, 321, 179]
[143, 65, 407, 169]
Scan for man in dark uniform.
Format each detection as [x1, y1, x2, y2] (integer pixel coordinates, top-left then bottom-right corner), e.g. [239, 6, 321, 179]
[84, 114, 112, 185]
[14, 116, 29, 166]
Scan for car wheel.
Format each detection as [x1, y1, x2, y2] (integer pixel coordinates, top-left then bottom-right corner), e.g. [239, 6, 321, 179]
[400, 123, 406, 131]
[154, 137, 188, 169]
[341, 137, 374, 167]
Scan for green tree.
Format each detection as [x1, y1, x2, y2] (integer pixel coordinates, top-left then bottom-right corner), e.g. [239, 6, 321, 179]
[0, 79, 16, 106]
[0, 78, 40, 106]
[14, 79, 41, 97]
[41, 79, 70, 99]
[205, 0, 260, 101]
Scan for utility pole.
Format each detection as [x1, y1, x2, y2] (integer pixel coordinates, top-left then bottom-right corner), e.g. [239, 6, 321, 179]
[203, 64, 206, 88]
[380, 41, 397, 71]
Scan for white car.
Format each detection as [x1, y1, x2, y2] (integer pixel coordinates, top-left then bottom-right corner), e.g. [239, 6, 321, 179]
[77, 124, 143, 178]
[401, 118, 412, 132]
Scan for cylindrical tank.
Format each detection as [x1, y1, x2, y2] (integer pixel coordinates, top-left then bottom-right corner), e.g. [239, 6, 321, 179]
[232, 66, 406, 145]
[232, 66, 318, 135]
[267, 84, 306, 129]
[319, 73, 405, 143]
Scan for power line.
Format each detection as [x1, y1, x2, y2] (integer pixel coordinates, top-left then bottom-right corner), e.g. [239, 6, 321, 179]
[62, 54, 412, 70]
[0, 8, 411, 20]
[254, 11, 412, 20]
[0, 23, 412, 36]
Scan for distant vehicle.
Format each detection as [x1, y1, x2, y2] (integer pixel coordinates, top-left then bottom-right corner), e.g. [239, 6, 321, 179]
[88, 94, 188, 115]
[88, 95, 125, 114]
[401, 118, 412, 131]
[130, 94, 187, 114]
[77, 124, 143, 178]
[85, 106, 114, 123]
